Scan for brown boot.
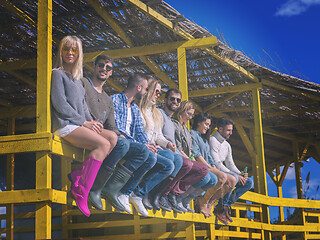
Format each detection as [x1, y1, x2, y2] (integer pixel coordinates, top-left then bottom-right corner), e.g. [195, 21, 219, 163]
[224, 206, 233, 223]
[214, 205, 228, 225]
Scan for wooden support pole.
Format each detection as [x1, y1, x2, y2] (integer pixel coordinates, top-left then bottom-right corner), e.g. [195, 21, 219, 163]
[185, 222, 196, 240]
[252, 88, 271, 240]
[293, 142, 303, 199]
[36, 0, 52, 239]
[177, 47, 188, 101]
[276, 166, 286, 240]
[61, 157, 71, 238]
[6, 118, 15, 240]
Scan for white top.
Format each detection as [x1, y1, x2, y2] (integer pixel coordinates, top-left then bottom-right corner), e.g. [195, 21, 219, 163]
[126, 107, 132, 134]
[141, 105, 170, 148]
[209, 131, 241, 174]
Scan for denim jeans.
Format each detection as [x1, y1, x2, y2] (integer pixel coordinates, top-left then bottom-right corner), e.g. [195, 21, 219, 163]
[157, 150, 183, 177]
[219, 173, 254, 206]
[120, 150, 157, 196]
[133, 151, 175, 198]
[104, 137, 149, 173]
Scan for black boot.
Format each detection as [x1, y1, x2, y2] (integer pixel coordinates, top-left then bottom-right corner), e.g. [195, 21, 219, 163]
[142, 193, 153, 210]
[101, 164, 132, 212]
[89, 164, 114, 210]
[149, 177, 173, 210]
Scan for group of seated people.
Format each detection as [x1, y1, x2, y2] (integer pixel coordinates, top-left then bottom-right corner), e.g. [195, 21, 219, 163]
[51, 35, 253, 225]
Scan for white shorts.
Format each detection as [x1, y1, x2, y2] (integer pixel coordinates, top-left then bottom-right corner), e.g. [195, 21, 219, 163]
[54, 124, 79, 137]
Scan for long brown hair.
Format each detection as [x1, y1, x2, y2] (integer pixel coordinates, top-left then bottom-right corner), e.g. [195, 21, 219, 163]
[173, 101, 195, 125]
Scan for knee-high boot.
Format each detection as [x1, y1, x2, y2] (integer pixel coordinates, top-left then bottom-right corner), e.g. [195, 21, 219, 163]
[89, 164, 114, 210]
[70, 157, 102, 217]
[101, 164, 132, 212]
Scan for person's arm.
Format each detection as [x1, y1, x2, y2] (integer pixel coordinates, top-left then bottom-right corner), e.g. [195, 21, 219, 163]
[104, 99, 121, 135]
[111, 94, 133, 140]
[155, 115, 171, 150]
[208, 136, 230, 172]
[225, 143, 241, 175]
[133, 107, 150, 144]
[51, 70, 86, 126]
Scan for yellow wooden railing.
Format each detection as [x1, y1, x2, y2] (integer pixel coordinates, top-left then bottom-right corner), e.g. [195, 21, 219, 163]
[1, 134, 320, 239]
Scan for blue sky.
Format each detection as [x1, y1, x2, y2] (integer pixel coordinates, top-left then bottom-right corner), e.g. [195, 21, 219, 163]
[165, 0, 320, 220]
[165, 0, 320, 84]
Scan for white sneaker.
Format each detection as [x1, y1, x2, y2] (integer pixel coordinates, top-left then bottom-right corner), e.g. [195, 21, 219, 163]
[129, 192, 149, 217]
[118, 193, 131, 213]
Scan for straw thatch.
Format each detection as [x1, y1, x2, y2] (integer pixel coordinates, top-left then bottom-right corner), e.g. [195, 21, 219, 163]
[0, 0, 319, 171]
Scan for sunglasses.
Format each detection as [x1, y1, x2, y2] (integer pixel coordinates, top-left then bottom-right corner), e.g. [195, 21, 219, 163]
[169, 97, 181, 103]
[62, 47, 78, 55]
[155, 89, 161, 97]
[97, 62, 113, 72]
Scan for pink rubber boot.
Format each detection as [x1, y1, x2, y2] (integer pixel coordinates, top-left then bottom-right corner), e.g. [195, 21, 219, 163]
[68, 158, 90, 188]
[71, 157, 102, 217]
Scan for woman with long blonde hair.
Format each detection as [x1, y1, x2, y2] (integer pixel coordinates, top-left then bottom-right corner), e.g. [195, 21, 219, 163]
[51, 36, 117, 217]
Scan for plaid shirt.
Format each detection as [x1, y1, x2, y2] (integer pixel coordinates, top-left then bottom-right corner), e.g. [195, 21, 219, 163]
[111, 91, 150, 144]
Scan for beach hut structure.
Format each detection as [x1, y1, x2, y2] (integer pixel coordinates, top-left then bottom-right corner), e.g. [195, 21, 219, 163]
[0, 0, 320, 239]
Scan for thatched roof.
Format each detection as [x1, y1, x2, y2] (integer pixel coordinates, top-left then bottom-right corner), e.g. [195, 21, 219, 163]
[0, 0, 319, 171]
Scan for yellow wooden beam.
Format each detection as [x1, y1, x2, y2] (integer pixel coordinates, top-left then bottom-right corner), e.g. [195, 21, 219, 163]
[204, 92, 240, 112]
[234, 122, 257, 160]
[6, 118, 14, 240]
[0, 105, 35, 119]
[279, 161, 291, 186]
[0, 189, 66, 205]
[177, 47, 188, 101]
[6, 70, 36, 88]
[84, 63, 124, 92]
[262, 78, 320, 102]
[293, 141, 303, 199]
[189, 82, 262, 98]
[85, 37, 217, 62]
[2, 0, 36, 29]
[0, 132, 52, 154]
[127, 0, 258, 83]
[0, 98, 13, 107]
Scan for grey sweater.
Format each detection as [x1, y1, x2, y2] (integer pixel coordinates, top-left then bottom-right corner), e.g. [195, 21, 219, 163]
[81, 78, 120, 135]
[51, 69, 92, 132]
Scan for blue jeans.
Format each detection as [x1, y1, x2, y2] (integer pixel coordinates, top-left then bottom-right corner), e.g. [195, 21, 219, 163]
[104, 137, 149, 172]
[188, 171, 218, 198]
[193, 171, 217, 191]
[120, 150, 157, 195]
[219, 173, 254, 207]
[133, 151, 175, 197]
[157, 150, 183, 177]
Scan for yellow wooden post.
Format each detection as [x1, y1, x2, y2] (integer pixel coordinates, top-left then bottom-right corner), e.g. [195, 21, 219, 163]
[252, 88, 271, 240]
[209, 222, 215, 240]
[61, 157, 71, 238]
[177, 47, 188, 101]
[276, 166, 286, 240]
[293, 142, 303, 199]
[293, 141, 306, 239]
[36, 0, 52, 239]
[185, 222, 196, 240]
[6, 118, 15, 240]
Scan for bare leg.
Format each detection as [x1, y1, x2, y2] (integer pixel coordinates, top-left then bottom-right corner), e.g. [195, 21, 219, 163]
[63, 126, 111, 161]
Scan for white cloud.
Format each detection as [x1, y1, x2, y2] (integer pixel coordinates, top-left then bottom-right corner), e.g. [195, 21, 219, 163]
[275, 0, 320, 16]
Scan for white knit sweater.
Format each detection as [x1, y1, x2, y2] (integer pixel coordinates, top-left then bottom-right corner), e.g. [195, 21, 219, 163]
[141, 104, 169, 148]
[208, 131, 241, 174]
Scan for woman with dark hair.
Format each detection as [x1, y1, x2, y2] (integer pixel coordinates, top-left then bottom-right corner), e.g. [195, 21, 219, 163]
[51, 36, 117, 217]
[190, 113, 237, 223]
